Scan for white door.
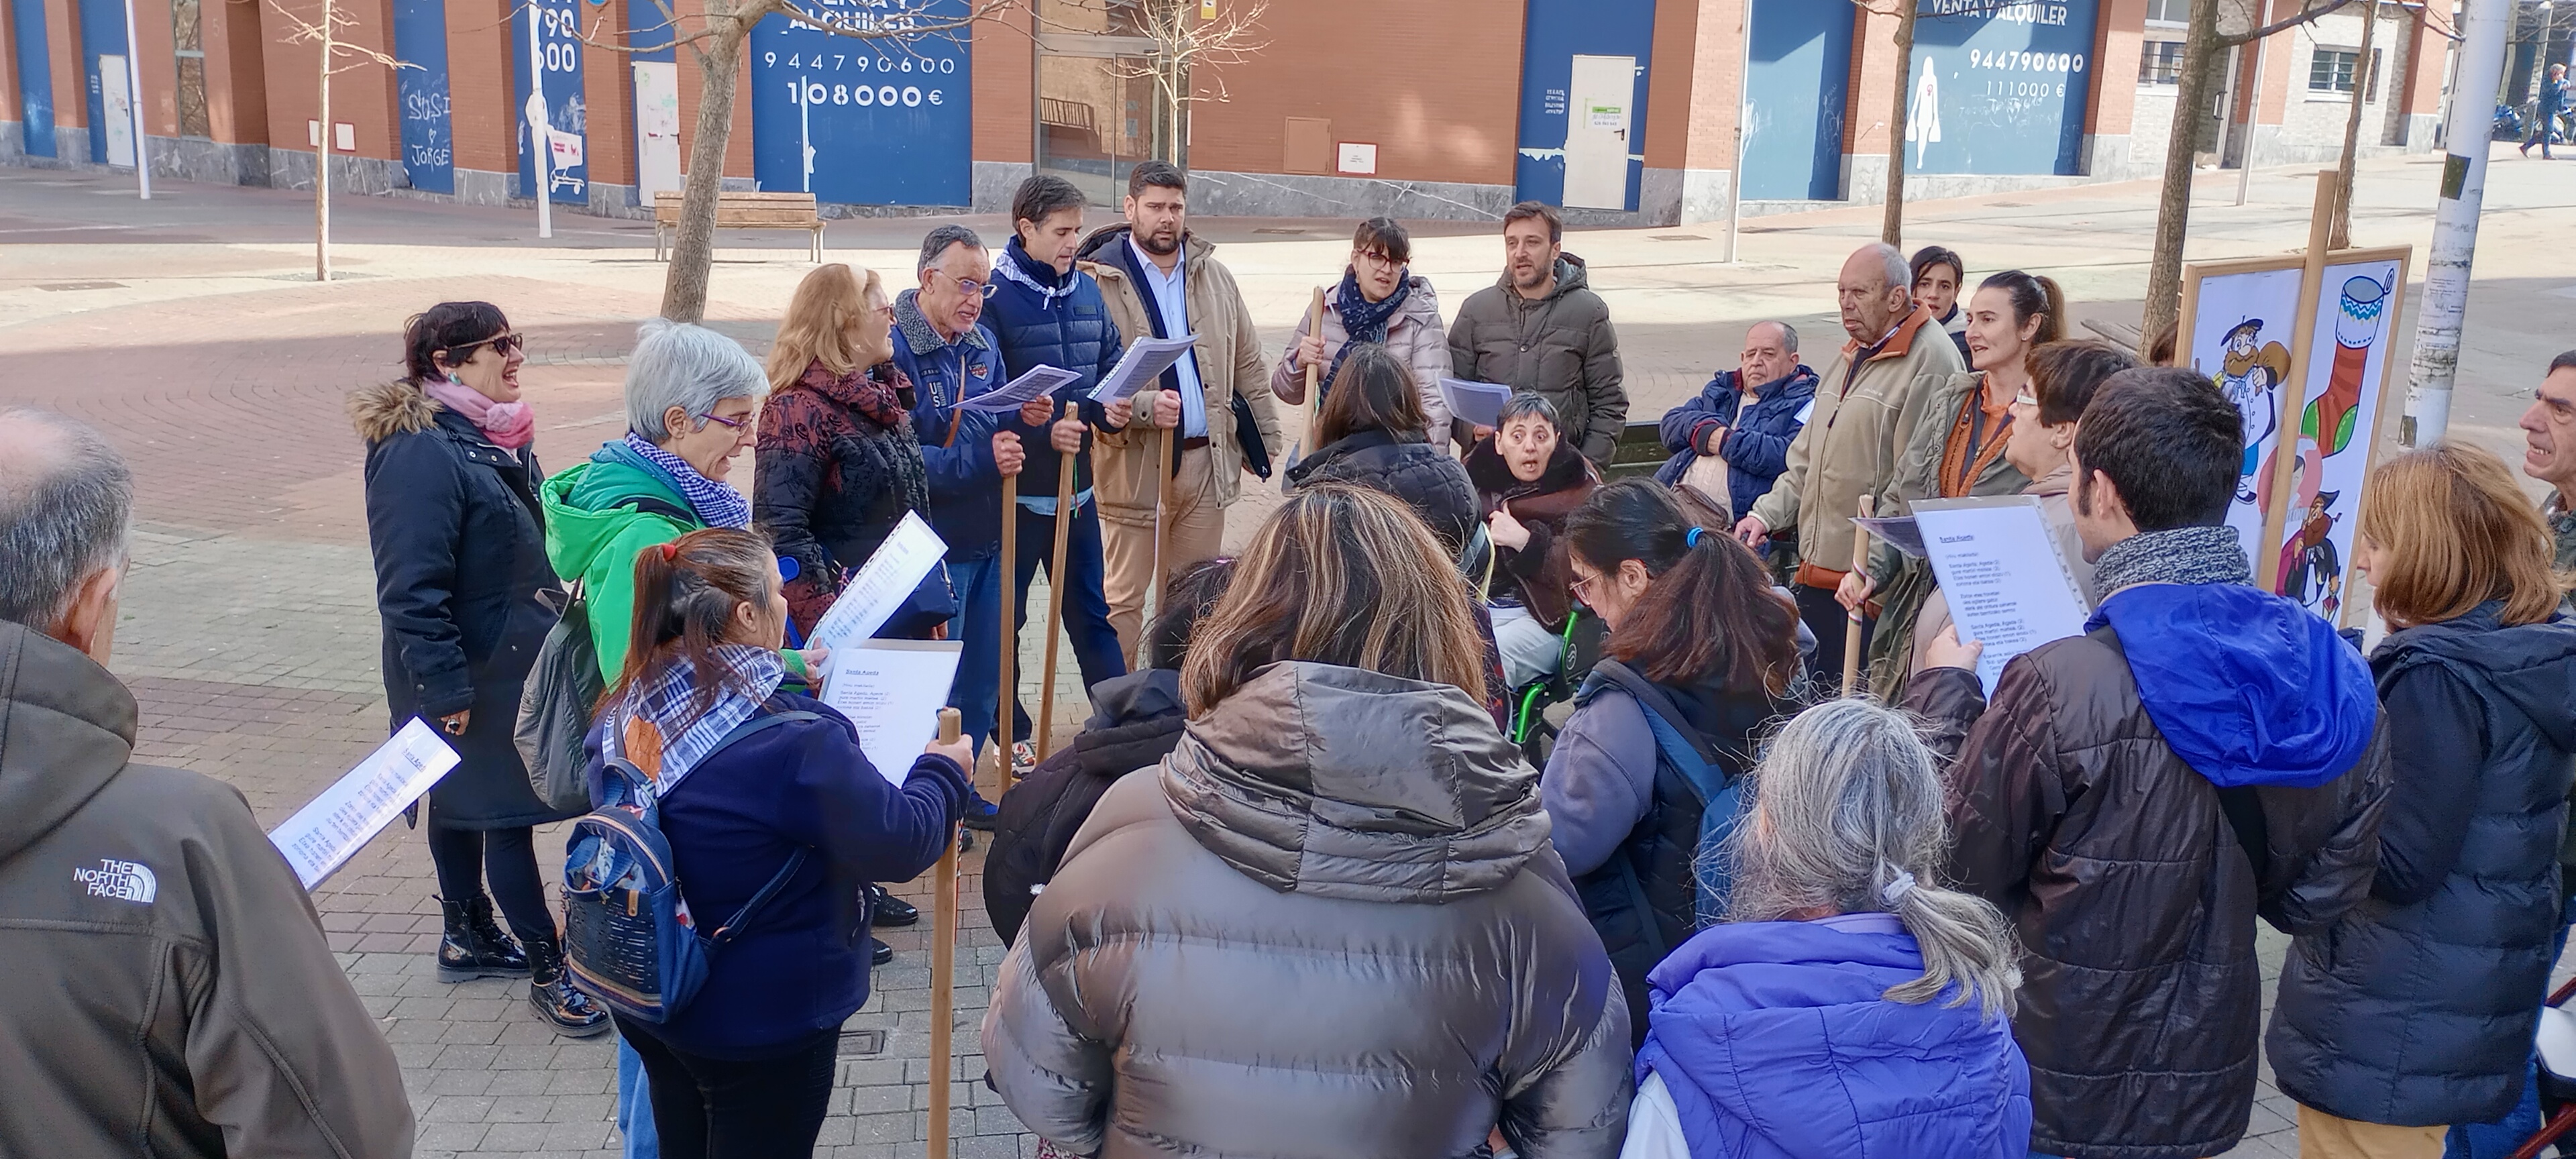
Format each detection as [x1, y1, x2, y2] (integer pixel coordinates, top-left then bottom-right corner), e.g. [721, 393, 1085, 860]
[99, 55, 135, 168]
[632, 60, 682, 198]
[1563, 54, 1633, 210]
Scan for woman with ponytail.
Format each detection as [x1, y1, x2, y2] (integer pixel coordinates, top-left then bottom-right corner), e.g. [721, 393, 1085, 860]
[1544, 478, 1803, 1040]
[1841, 268, 2065, 698]
[591, 528, 969, 1159]
[1622, 698, 2030, 1158]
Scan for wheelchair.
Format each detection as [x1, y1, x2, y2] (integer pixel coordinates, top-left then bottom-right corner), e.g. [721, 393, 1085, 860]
[1460, 521, 1606, 769]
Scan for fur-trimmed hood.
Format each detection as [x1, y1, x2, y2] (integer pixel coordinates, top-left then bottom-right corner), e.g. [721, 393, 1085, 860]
[347, 380, 443, 444]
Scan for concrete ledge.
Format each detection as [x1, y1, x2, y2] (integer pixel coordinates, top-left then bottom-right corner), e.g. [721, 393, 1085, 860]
[1183, 169, 1514, 221]
[972, 160, 1031, 213]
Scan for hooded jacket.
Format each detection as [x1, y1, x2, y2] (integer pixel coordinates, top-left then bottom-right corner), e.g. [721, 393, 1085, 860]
[1466, 435, 1599, 629]
[1283, 429, 1479, 553]
[889, 289, 1011, 560]
[981, 662, 1631, 1159]
[350, 380, 572, 828]
[982, 667, 1188, 946]
[984, 237, 1122, 502]
[1077, 227, 1285, 528]
[1449, 256, 1628, 465]
[0, 622, 415, 1158]
[1271, 273, 1455, 434]
[539, 447, 700, 685]
[1903, 580, 2390, 1159]
[1748, 307, 1964, 589]
[1632, 914, 2032, 1159]
[1652, 366, 1820, 522]
[2269, 605, 2576, 1127]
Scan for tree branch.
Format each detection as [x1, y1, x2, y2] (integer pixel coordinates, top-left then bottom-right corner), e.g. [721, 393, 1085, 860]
[2220, 0, 2361, 44]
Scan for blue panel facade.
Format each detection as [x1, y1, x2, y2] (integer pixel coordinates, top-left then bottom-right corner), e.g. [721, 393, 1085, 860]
[76, 0, 123, 164]
[747, 0, 971, 207]
[11, 0, 56, 157]
[1741, 0, 1853, 201]
[511, 0, 588, 203]
[1907, 0, 2100, 176]
[390, 0, 455, 194]
[1513, 0, 1656, 211]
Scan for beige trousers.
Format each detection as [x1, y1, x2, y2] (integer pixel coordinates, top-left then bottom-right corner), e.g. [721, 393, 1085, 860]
[2298, 1104, 2447, 1159]
[1104, 445, 1224, 666]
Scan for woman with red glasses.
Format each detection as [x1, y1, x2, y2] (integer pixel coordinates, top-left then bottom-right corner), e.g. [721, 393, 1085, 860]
[350, 301, 606, 1036]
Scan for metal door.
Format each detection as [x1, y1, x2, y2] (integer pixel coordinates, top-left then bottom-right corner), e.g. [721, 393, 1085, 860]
[1562, 54, 1633, 209]
[99, 55, 134, 167]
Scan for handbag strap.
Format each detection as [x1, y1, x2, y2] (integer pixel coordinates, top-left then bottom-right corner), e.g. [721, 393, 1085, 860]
[694, 710, 822, 946]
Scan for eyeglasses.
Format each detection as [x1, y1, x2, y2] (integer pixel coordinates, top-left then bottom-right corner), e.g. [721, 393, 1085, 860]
[1570, 569, 1602, 607]
[1352, 249, 1402, 268]
[2013, 390, 2039, 408]
[698, 411, 750, 431]
[935, 270, 998, 299]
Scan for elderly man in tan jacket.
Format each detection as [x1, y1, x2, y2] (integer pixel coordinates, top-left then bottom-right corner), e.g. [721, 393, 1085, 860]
[1734, 243, 1964, 688]
[1075, 161, 1285, 665]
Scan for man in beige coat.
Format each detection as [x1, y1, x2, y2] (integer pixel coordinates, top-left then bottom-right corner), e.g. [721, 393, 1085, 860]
[1076, 162, 1285, 665]
[1734, 243, 1964, 687]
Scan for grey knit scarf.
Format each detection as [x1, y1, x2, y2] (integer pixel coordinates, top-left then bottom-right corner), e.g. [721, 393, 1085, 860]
[2091, 525, 2252, 596]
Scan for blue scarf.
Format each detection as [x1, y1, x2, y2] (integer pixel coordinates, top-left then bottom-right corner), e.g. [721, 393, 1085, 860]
[619, 431, 752, 529]
[1326, 268, 1411, 392]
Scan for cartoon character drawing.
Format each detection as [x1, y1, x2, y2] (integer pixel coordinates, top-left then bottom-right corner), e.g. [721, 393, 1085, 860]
[2277, 489, 2344, 618]
[2300, 274, 2390, 459]
[2218, 319, 2294, 503]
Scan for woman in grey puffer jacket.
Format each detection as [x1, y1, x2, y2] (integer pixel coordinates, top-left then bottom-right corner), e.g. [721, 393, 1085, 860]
[981, 484, 1631, 1159]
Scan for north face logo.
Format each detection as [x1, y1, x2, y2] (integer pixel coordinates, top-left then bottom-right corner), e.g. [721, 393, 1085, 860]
[72, 859, 157, 904]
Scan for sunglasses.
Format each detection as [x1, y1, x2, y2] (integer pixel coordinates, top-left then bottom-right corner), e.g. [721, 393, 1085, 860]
[450, 331, 523, 360]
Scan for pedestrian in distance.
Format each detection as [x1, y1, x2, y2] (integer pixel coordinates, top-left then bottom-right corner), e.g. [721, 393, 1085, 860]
[588, 529, 968, 1159]
[1274, 216, 1455, 437]
[1912, 244, 1974, 364]
[1652, 320, 1818, 528]
[1544, 478, 1805, 1041]
[2520, 63, 2567, 158]
[1737, 242, 1966, 691]
[1283, 342, 1480, 553]
[1448, 201, 1628, 463]
[1905, 366, 2391, 1159]
[1623, 698, 2031, 1159]
[984, 557, 1234, 946]
[1843, 270, 2065, 699]
[0, 408, 415, 1158]
[350, 301, 607, 1035]
[983, 174, 1133, 774]
[982, 484, 1631, 1159]
[2266, 443, 2576, 1158]
[1075, 161, 1283, 668]
[1470, 392, 1599, 692]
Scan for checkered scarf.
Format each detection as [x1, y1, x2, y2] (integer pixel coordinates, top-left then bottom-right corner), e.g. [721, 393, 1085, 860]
[616, 645, 784, 795]
[623, 431, 752, 530]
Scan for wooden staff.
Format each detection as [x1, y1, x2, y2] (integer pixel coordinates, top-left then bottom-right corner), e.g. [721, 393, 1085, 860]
[1842, 494, 1875, 697]
[1148, 415, 1171, 620]
[926, 706, 963, 1159]
[996, 467, 1018, 759]
[1036, 400, 1079, 761]
[1305, 286, 1326, 411]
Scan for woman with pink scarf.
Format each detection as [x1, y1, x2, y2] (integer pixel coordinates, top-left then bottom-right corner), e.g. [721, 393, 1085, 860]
[348, 301, 607, 1038]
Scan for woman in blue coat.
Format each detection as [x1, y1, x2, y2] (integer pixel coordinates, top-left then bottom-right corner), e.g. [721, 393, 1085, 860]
[2267, 444, 2576, 1152]
[1624, 698, 2029, 1159]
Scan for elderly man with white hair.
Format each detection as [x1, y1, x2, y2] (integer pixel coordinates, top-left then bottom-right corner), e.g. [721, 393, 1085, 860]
[0, 408, 415, 1158]
[1733, 242, 1964, 689]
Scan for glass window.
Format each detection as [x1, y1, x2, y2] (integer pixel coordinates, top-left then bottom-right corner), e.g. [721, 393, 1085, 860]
[2145, 0, 2190, 25]
[170, 0, 208, 137]
[2140, 39, 2188, 85]
[2310, 48, 2359, 93]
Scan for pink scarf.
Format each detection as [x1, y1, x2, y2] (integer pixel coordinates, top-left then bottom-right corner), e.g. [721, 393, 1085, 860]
[422, 378, 535, 451]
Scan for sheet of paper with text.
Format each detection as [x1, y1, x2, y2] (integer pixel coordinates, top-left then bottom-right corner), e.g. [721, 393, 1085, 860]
[1091, 335, 1199, 403]
[804, 512, 948, 655]
[268, 718, 462, 890]
[821, 640, 965, 787]
[1913, 496, 2092, 694]
[957, 365, 1079, 414]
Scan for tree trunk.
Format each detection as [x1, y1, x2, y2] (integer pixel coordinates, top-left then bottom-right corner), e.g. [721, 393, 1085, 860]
[1882, 2, 1915, 247]
[2329, 0, 2377, 249]
[2141, 0, 2225, 351]
[661, 17, 745, 323]
[315, 0, 332, 283]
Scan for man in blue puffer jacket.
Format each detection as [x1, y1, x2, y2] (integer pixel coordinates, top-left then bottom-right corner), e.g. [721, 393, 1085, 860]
[1652, 320, 1817, 524]
[983, 176, 1132, 767]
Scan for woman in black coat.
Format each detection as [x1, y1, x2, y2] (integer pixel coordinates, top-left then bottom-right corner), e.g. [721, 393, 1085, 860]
[1283, 343, 1477, 554]
[2268, 444, 2576, 1146]
[350, 302, 604, 1036]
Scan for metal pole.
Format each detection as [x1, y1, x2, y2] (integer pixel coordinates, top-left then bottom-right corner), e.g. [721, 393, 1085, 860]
[2404, 0, 2512, 446]
[2235, 0, 2272, 206]
[121, 0, 149, 198]
[525, 0, 552, 239]
[1722, 0, 1751, 264]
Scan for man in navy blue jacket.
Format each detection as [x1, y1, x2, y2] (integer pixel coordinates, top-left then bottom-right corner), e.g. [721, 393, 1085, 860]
[982, 176, 1134, 769]
[892, 224, 1023, 820]
[1653, 320, 1818, 523]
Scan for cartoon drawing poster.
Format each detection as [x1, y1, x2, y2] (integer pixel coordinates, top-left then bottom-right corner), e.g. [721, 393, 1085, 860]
[2184, 262, 2304, 577]
[2269, 256, 2407, 624]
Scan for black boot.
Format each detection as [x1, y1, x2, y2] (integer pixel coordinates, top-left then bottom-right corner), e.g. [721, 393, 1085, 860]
[872, 936, 894, 966]
[525, 937, 611, 1038]
[437, 896, 531, 983]
[869, 884, 918, 928]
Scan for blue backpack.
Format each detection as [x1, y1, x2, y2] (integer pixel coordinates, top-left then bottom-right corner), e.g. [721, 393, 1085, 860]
[1578, 663, 1746, 928]
[559, 708, 819, 1024]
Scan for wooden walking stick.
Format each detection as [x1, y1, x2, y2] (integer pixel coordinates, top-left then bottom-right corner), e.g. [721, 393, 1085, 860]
[1305, 286, 1326, 410]
[1842, 494, 1876, 697]
[1036, 400, 1079, 761]
[927, 706, 963, 1159]
[996, 462, 1018, 761]
[1148, 415, 1171, 618]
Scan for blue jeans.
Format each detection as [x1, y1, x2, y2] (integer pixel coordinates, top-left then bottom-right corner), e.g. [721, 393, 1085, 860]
[944, 552, 1006, 757]
[1008, 501, 1128, 742]
[616, 1036, 659, 1158]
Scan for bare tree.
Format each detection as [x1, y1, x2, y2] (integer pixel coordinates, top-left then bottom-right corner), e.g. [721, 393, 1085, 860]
[2328, 0, 2379, 248]
[2141, 0, 2365, 347]
[267, 0, 416, 282]
[586, 0, 1020, 323]
[1868, 0, 1921, 247]
[1090, 0, 1270, 166]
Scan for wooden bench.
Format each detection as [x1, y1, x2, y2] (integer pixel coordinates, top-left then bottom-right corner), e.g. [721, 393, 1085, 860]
[653, 190, 824, 263]
[1605, 418, 1668, 482]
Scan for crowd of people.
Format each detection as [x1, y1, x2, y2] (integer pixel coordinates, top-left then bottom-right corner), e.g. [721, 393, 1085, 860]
[5, 155, 2576, 1159]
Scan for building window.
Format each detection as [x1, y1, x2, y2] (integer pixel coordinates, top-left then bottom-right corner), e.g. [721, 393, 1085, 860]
[2310, 47, 2359, 93]
[2145, 0, 2190, 25]
[2141, 39, 2188, 85]
[170, 0, 209, 137]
